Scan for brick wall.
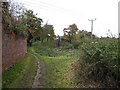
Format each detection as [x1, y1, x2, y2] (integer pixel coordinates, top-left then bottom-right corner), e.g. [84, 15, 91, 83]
[2, 33, 27, 72]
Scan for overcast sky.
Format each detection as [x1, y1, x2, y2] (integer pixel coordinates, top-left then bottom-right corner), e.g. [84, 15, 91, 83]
[15, 0, 119, 37]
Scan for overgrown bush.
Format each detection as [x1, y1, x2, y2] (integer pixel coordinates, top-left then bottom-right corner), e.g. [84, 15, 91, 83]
[79, 38, 120, 87]
[62, 42, 74, 49]
[32, 41, 58, 56]
[72, 40, 80, 49]
[2, 2, 28, 38]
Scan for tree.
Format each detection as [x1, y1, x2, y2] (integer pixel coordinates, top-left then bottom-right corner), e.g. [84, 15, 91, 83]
[43, 23, 56, 42]
[22, 9, 43, 46]
[33, 17, 43, 41]
[63, 24, 78, 43]
[2, 1, 27, 38]
[2, 2, 11, 32]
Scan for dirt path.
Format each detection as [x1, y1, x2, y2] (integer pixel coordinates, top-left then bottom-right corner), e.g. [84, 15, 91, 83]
[28, 53, 46, 88]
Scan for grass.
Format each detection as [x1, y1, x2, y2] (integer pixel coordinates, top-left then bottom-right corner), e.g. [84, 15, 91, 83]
[41, 56, 76, 88]
[28, 46, 80, 88]
[28, 42, 103, 88]
[2, 54, 37, 88]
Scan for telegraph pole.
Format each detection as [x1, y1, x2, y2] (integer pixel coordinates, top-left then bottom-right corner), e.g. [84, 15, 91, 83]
[88, 18, 96, 40]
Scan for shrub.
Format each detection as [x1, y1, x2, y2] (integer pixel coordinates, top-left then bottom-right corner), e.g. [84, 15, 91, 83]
[62, 42, 74, 49]
[32, 42, 58, 56]
[79, 38, 120, 87]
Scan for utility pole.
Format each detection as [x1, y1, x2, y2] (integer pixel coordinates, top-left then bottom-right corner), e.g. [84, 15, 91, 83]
[88, 18, 96, 40]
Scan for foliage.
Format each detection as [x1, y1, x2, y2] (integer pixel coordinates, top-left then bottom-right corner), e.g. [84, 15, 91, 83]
[23, 10, 56, 46]
[23, 10, 43, 39]
[30, 41, 57, 56]
[79, 38, 119, 87]
[2, 1, 28, 38]
[62, 42, 74, 49]
[41, 23, 56, 43]
[63, 24, 78, 43]
[2, 1, 56, 47]
[23, 10, 56, 44]
[2, 2, 12, 32]
[61, 29, 97, 49]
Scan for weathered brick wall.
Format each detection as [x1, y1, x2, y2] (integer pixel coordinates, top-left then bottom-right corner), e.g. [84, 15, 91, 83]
[2, 33, 27, 72]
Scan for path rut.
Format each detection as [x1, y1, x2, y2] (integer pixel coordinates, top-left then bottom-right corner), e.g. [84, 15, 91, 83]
[28, 53, 46, 88]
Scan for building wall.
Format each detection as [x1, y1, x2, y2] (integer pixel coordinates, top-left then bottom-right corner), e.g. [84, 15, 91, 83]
[2, 33, 27, 72]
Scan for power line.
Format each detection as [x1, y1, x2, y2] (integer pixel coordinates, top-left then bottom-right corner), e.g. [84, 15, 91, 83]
[16, 0, 81, 15]
[24, 0, 71, 11]
[11, 0, 88, 27]
[11, 0, 88, 22]
[15, 1, 84, 21]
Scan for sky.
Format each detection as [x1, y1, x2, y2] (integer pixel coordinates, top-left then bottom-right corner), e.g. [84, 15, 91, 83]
[14, 0, 119, 37]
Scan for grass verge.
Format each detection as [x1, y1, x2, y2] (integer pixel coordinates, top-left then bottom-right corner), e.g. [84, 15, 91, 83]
[28, 47, 79, 88]
[2, 54, 37, 88]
